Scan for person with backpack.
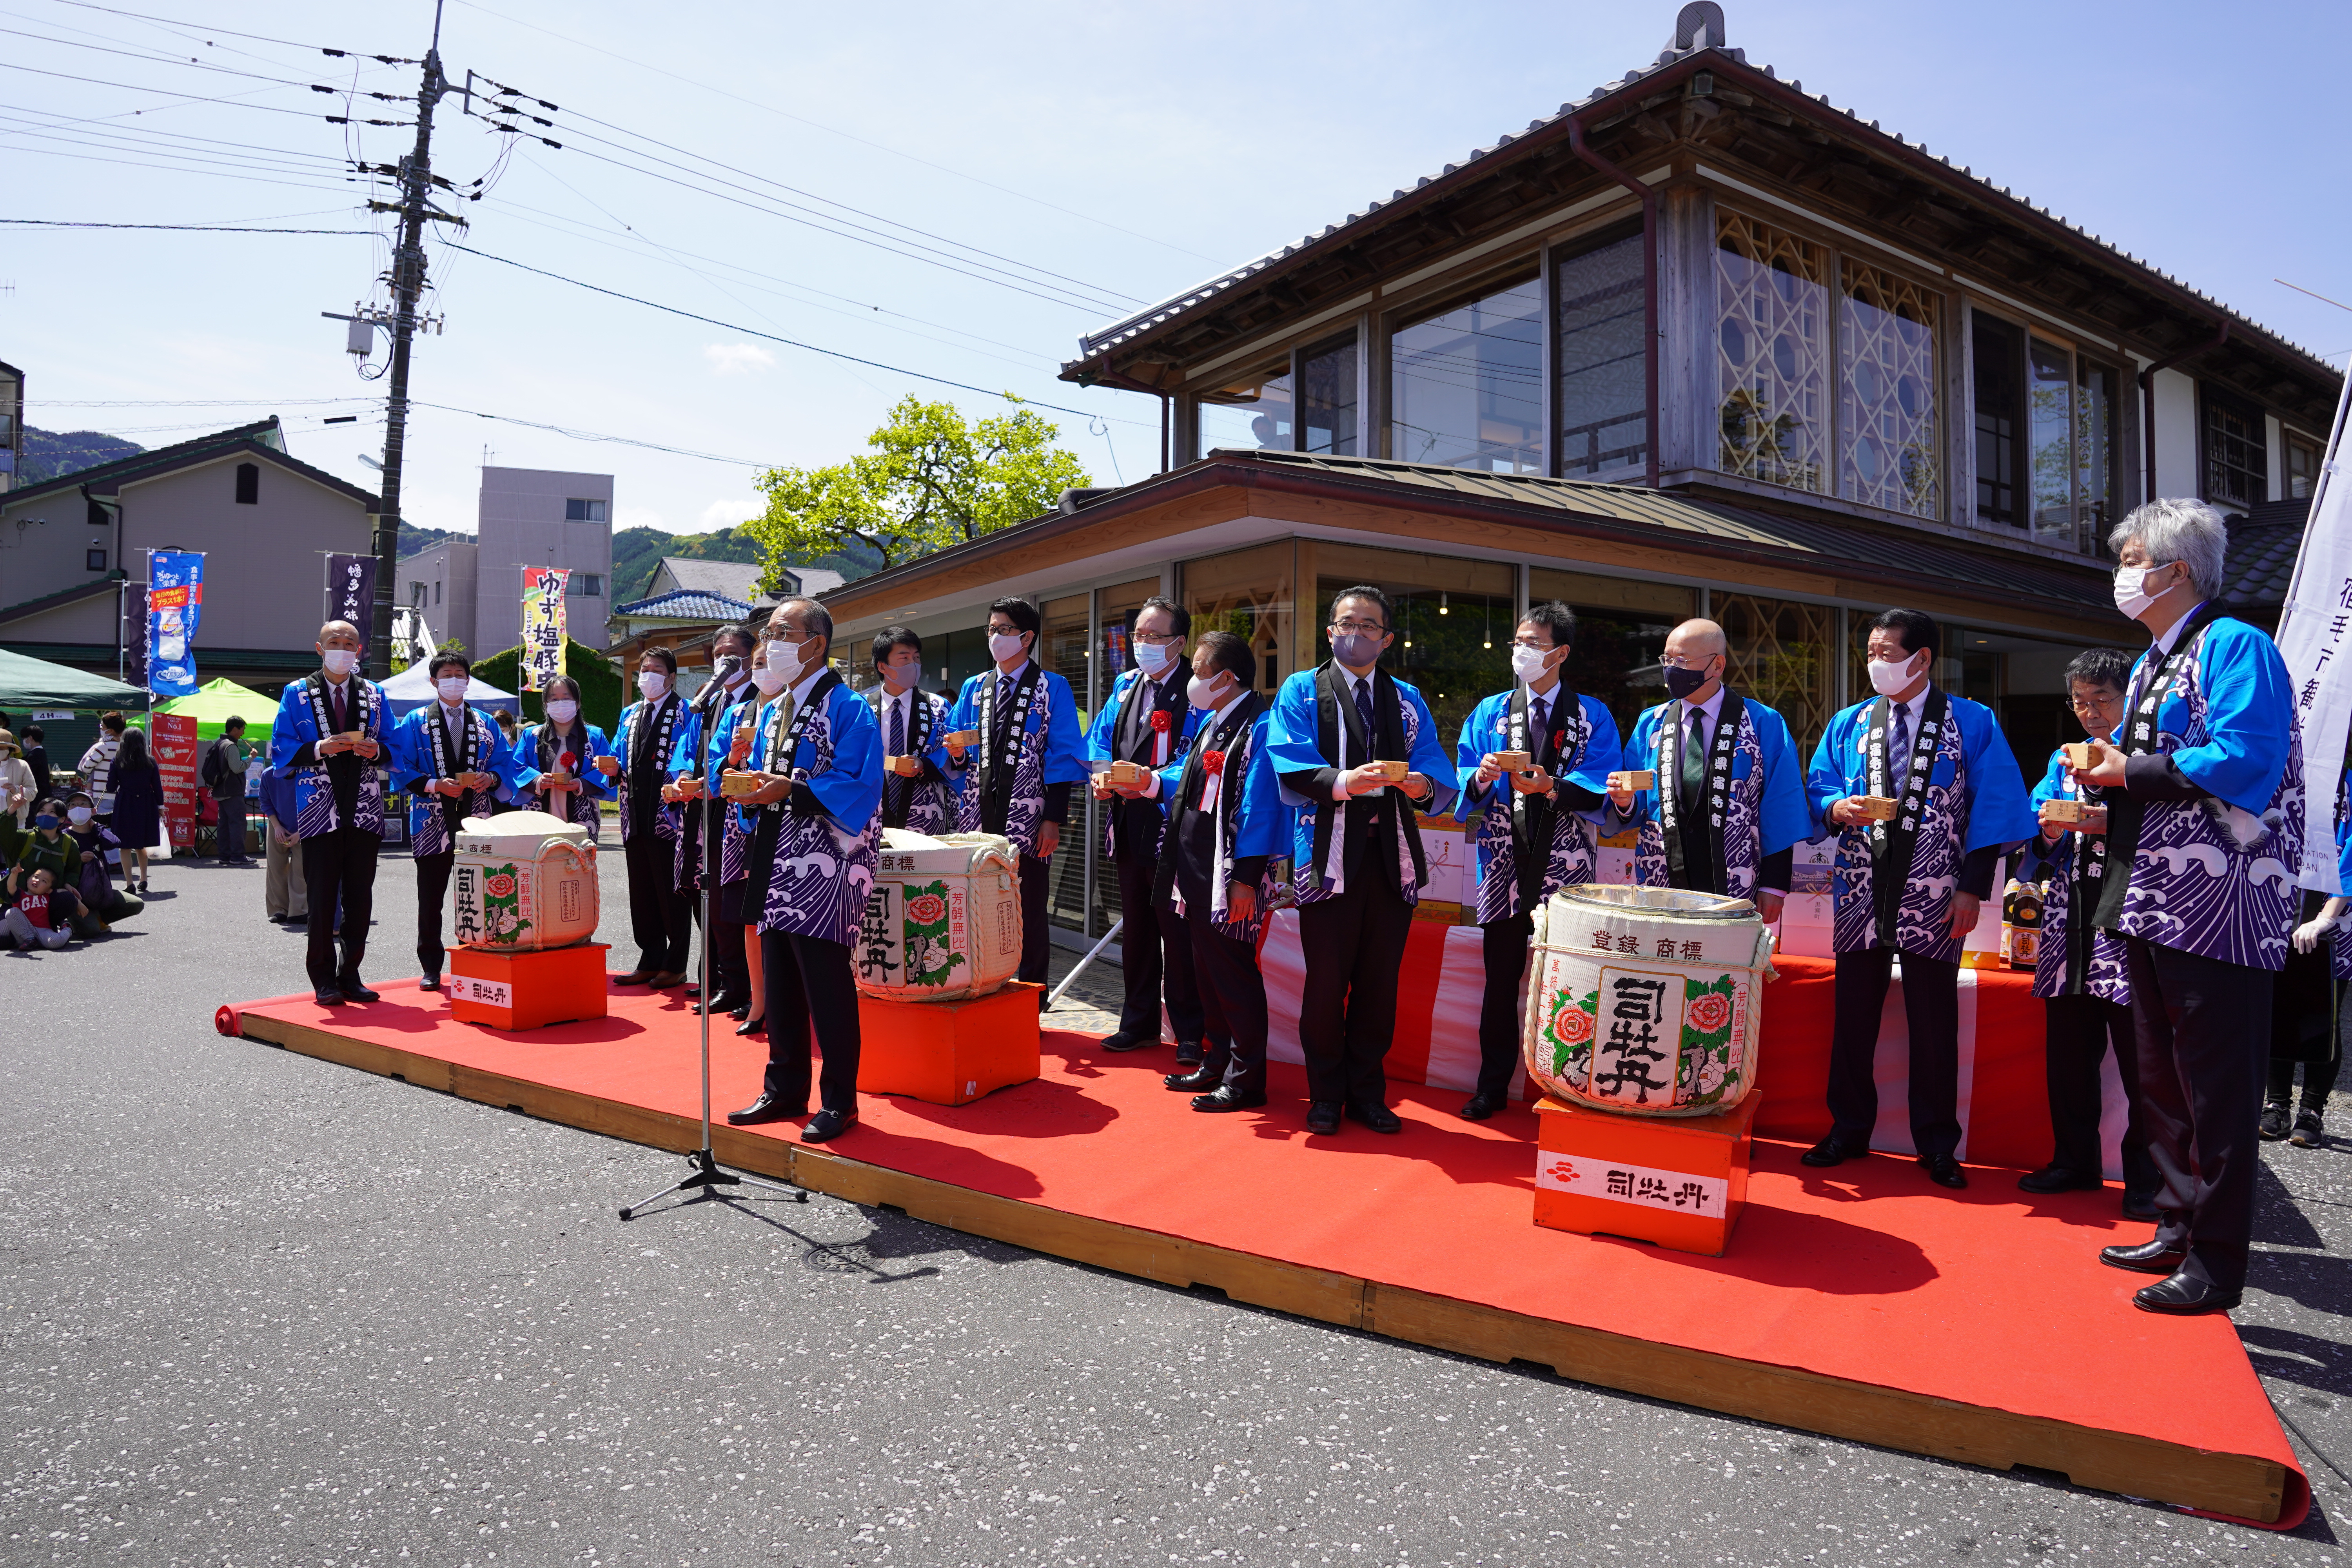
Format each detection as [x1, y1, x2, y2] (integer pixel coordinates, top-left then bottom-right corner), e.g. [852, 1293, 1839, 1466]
[202, 716, 260, 867]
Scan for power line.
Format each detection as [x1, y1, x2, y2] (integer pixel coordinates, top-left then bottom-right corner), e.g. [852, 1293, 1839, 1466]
[408, 401, 773, 466]
[34, 396, 381, 406]
[44, 0, 416, 62]
[445, 242, 1153, 426]
[0, 20, 356, 89]
[0, 57, 339, 114]
[0, 217, 365, 232]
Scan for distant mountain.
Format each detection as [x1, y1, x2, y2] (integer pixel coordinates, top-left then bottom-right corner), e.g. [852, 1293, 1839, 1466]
[398, 520, 470, 559]
[610, 523, 882, 605]
[15, 426, 143, 486]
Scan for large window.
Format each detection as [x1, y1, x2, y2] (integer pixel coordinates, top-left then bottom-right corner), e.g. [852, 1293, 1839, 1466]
[1181, 541, 1294, 700]
[1715, 591, 1835, 755]
[1527, 568, 1693, 739]
[1972, 312, 2118, 551]
[1197, 364, 1293, 457]
[1553, 228, 1649, 479]
[1299, 335, 1359, 456]
[1972, 315, 2023, 527]
[2203, 390, 2266, 510]
[1312, 541, 1512, 741]
[1839, 265, 1938, 518]
[1196, 336, 1360, 460]
[2076, 359, 2120, 553]
[2287, 431, 2323, 501]
[1390, 273, 1543, 473]
[1716, 213, 1828, 493]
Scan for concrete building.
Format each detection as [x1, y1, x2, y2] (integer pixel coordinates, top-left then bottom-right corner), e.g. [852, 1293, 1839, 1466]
[396, 535, 481, 655]
[472, 466, 614, 655]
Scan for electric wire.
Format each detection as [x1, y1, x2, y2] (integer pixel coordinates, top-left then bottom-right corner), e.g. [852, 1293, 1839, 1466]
[43, 0, 416, 63]
[0, 217, 364, 232]
[0, 57, 341, 113]
[405, 401, 773, 466]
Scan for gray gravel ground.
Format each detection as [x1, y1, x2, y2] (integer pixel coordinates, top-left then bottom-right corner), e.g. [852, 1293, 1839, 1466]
[3, 846, 2348, 1566]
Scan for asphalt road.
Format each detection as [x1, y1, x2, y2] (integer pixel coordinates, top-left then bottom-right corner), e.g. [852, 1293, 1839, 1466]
[3, 845, 2348, 1566]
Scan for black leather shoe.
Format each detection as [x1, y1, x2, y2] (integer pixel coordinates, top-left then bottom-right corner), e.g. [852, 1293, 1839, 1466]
[1345, 1100, 1402, 1134]
[1800, 1138, 1858, 1168]
[682, 982, 701, 999]
[735, 1015, 767, 1038]
[2101, 1238, 2188, 1274]
[1305, 1101, 1342, 1135]
[313, 987, 345, 1007]
[1163, 1066, 1221, 1093]
[726, 1094, 805, 1127]
[1920, 1154, 1967, 1189]
[802, 1108, 856, 1143]
[2134, 1270, 2240, 1315]
[693, 992, 746, 1016]
[2016, 1164, 2101, 1194]
[2121, 1193, 2161, 1222]
[338, 980, 380, 1005]
[418, 974, 441, 992]
[1458, 1092, 1505, 1122]
[1193, 1086, 1265, 1112]
[1100, 1030, 1155, 1053]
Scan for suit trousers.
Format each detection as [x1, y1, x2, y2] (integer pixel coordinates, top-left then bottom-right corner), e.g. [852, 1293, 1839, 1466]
[300, 827, 379, 989]
[1827, 946, 1962, 1162]
[759, 927, 862, 1114]
[264, 823, 308, 919]
[1477, 913, 1534, 1102]
[2043, 991, 2159, 1198]
[1295, 880, 1416, 1107]
[624, 829, 691, 973]
[1180, 872, 1268, 1100]
[1018, 852, 1051, 991]
[2122, 935, 2272, 1295]
[1114, 849, 1204, 1046]
[415, 849, 454, 978]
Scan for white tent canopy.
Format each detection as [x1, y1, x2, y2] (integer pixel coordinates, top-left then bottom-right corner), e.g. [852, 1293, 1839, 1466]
[379, 658, 517, 717]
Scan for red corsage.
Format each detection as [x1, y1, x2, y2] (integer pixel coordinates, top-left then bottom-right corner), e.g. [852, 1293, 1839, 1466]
[559, 750, 577, 771]
[1150, 710, 1172, 733]
[1202, 749, 1228, 776]
[1552, 730, 1567, 753]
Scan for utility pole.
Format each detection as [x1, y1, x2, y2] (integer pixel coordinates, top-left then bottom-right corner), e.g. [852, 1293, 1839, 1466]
[367, 1, 450, 678]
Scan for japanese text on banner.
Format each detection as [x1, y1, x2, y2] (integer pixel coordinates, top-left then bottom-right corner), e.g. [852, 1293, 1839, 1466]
[144, 549, 205, 697]
[2276, 364, 2352, 893]
[520, 567, 570, 693]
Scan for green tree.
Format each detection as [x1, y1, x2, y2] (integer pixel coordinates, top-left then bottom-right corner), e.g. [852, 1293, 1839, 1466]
[743, 396, 1090, 588]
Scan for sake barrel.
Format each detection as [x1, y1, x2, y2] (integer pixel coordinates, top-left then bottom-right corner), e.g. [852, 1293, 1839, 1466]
[452, 810, 599, 952]
[855, 829, 1022, 1002]
[1523, 883, 1771, 1118]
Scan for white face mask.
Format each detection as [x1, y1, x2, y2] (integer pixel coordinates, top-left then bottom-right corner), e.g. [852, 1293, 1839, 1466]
[2113, 564, 2166, 620]
[1135, 639, 1179, 677]
[988, 630, 1027, 664]
[1510, 644, 1558, 685]
[750, 663, 788, 696]
[767, 637, 819, 687]
[68, 806, 93, 825]
[321, 648, 359, 676]
[436, 676, 468, 701]
[545, 699, 579, 723]
[636, 670, 670, 700]
[1866, 656, 1921, 697]
[1186, 673, 1230, 712]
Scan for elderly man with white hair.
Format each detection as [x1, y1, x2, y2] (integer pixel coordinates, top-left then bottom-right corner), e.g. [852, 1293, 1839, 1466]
[2070, 497, 2302, 1316]
[267, 619, 389, 1007]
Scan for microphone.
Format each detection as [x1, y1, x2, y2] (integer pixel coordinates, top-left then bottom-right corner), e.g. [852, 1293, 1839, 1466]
[693, 653, 744, 711]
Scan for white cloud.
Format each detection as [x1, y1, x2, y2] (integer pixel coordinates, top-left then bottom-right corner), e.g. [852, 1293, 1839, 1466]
[615, 504, 671, 532]
[703, 343, 776, 376]
[699, 496, 763, 532]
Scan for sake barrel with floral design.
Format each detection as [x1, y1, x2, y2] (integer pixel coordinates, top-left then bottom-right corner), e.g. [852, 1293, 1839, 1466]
[856, 829, 1023, 1003]
[452, 809, 599, 951]
[1523, 884, 1771, 1118]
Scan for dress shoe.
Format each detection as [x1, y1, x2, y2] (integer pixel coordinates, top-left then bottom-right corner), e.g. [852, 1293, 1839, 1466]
[1192, 1086, 1265, 1112]
[613, 969, 656, 986]
[1173, 1042, 1205, 1069]
[735, 1014, 768, 1038]
[338, 980, 380, 1004]
[1457, 1092, 1505, 1122]
[1305, 1100, 1342, 1135]
[2100, 1237, 2188, 1275]
[1163, 1065, 1221, 1093]
[1345, 1100, 1402, 1134]
[693, 992, 746, 1017]
[2134, 1270, 2240, 1316]
[1100, 1030, 1155, 1053]
[2121, 1193, 2161, 1223]
[2016, 1164, 2100, 1194]
[726, 1094, 806, 1127]
[418, 974, 441, 992]
[646, 971, 687, 990]
[729, 1004, 750, 1021]
[802, 1108, 856, 1143]
[313, 987, 346, 1007]
[1919, 1154, 1967, 1189]
[1800, 1138, 1860, 1168]
[682, 982, 701, 999]
[2259, 1102, 2291, 1141]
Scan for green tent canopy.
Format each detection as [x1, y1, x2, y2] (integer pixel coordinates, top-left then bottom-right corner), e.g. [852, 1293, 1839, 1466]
[0, 647, 148, 709]
[153, 677, 278, 742]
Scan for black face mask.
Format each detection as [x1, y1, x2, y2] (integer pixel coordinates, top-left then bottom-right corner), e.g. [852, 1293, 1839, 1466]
[1664, 662, 1713, 701]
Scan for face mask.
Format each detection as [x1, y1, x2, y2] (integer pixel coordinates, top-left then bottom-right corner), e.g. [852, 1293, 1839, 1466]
[545, 700, 579, 724]
[2113, 564, 2165, 619]
[1135, 639, 1179, 677]
[33, 815, 58, 831]
[880, 660, 918, 691]
[767, 637, 821, 686]
[636, 670, 670, 699]
[1331, 632, 1383, 668]
[321, 649, 359, 675]
[1510, 644, 1558, 684]
[68, 807, 93, 825]
[750, 663, 789, 697]
[436, 676, 468, 701]
[988, 631, 1027, 664]
[1866, 656, 1920, 697]
[1186, 673, 1229, 712]
[1664, 663, 1711, 701]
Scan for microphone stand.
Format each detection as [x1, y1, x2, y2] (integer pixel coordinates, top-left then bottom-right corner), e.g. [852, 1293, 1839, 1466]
[621, 687, 804, 1220]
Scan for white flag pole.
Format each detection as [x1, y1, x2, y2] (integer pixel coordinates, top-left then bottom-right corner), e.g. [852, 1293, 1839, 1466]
[2272, 354, 2352, 894]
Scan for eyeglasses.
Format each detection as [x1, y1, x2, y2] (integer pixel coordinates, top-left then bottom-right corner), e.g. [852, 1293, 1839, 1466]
[1329, 619, 1388, 637]
[2069, 691, 2123, 714]
[1134, 631, 1185, 646]
[1657, 653, 1718, 670]
[1508, 637, 1555, 651]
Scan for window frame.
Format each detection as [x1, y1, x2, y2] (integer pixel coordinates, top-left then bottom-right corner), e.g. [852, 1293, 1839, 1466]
[2285, 429, 2324, 501]
[1962, 304, 2118, 556]
[1384, 260, 1545, 475]
[2199, 385, 2267, 512]
[1544, 218, 1651, 482]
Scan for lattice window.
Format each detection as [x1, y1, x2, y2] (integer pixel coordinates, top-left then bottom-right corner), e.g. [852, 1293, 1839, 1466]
[1839, 265, 1940, 518]
[2203, 393, 2265, 509]
[1715, 591, 1834, 755]
[1716, 213, 1828, 494]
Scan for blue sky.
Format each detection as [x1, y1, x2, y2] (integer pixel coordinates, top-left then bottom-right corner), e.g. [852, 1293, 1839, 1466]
[4, 0, 2347, 542]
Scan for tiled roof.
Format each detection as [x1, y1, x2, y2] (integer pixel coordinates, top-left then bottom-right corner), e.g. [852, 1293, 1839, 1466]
[2221, 496, 2311, 612]
[612, 588, 753, 621]
[654, 557, 762, 598]
[1069, 27, 2330, 378]
[0, 417, 379, 510]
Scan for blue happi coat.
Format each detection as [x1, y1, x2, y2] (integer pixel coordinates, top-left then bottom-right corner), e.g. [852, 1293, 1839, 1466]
[1086, 665, 1207, 856]
[1266, 662, 1460, 906]
[610, 691, 688, 846]
[267, 673, 391, 839]
[520, 720, 614, 834]
[945, 660, 1088, 857]
[1807, 690, 2036, 963]
[2105, 613, 2303, 971]
[1151, 693, 1284, 942]
[1621, 696, 1813, 900]
[2028, 746, 2129, 1004]
[1455, 686, 1621, 922]
[745, 674, 884, 946]
[693, 687, 766, 887]
[388, 701, 538, 856]
[866, 684, 958, 837]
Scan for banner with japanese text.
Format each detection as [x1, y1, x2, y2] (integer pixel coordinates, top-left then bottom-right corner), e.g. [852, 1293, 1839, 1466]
[521, 566, 570, 692]
[153, 711, 200, 850]
[144, 549, 204, 697]
[326, 552, 377, 652]
[2276, 364, 2352, 894]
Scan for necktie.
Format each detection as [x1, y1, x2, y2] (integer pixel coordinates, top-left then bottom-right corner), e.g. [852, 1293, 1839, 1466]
[331, 683, 347, 735]
[1353, 676, 1376, 753]
[1530, 695, 1550, 768]
[886, 696, 907, 818]
[1890, 702, 1911, 780]
[1680, 707, 1706, 805]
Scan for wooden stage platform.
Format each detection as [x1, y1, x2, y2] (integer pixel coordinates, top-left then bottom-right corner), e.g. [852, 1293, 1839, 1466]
[216, 981, 2307, 1530]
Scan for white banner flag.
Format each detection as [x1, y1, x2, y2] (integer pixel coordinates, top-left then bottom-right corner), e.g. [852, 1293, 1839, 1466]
[2274, 361, 2352, 894]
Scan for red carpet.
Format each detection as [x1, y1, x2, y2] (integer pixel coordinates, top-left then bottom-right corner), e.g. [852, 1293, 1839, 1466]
[219, 979, 2308, 1529]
